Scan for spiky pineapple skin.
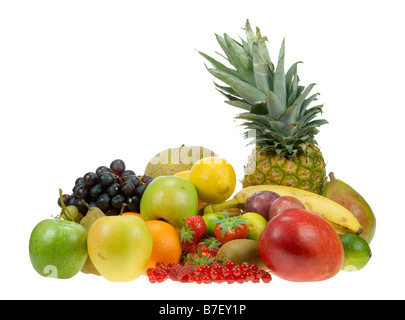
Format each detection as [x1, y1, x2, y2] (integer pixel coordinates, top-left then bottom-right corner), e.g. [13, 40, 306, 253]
[242, 144, 327, 194]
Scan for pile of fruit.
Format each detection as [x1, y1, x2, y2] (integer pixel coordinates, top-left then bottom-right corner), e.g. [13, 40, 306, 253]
[29, 153, 375, 283]
[28, 20, 376, 284]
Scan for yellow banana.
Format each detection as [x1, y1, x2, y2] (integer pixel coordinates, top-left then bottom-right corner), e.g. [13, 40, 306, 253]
[202, 185, 363, 235]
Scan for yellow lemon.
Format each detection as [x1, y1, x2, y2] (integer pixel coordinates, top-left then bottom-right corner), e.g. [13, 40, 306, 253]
[189, 157, 236, 204]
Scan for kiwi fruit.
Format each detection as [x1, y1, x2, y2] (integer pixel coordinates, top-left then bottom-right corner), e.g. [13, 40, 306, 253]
[216, 239, 268, 270]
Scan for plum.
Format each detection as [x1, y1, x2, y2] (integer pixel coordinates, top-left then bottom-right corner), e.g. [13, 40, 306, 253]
[245, 191, 280, 220]
[268, 196, 305, 220]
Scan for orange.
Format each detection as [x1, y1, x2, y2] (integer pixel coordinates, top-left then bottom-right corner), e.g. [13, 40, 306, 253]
[174, 170, 191, 179]
[122, 212, 142, 219]
[145, 220, 182, 270]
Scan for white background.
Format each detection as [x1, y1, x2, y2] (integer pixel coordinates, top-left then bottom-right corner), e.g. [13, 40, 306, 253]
[1, 0, 404, 300]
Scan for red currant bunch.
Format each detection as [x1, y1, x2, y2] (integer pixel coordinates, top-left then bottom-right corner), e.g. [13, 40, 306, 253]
[146, 261, 272, 284]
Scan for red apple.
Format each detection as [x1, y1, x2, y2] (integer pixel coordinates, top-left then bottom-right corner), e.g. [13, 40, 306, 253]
[268, 196, 305, 220]
[258, 208, 344, 282]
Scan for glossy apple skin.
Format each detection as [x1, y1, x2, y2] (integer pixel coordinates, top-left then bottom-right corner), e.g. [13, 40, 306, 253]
[240, 212, 268, 241]
[245, 191, 280, 220]
[203, 212, 225, 237]
[140, 176, 199, 229]
[268, 196, 305, 220]
[88, 215, 153, 282]
[258, 208, 344, 282]
[29, 219, 88, 279]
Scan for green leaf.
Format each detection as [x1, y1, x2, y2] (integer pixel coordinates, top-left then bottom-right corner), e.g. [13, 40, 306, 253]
[250, 101, 267, 115]
[294, 83, 316, 110]
[225, 100, 252, 111]
[235, 112, 271, 127]
[283, 122, 299, 136]
[224, 33, 255, 85]
[268, 119, 285, 132]
[273, 38, 287, 108]
[258, 38, 274, 74]
[279, 104, 299, 124]
[286, 61, 302, 104]
[208, 68, 266, 104]
[298, 105, 324, 127]
[252, 43, 273, 94]
[243, 19, 257, 57]
[266, 91, 285, 119]
[303, 119, 328, 129]
[214, 82, 238, 97]
[299, 92, 320, 116]
[199, 51, 240, 79]
[215, 34, 231, 61]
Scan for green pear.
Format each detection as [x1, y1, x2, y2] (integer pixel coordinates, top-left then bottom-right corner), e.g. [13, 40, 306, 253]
[80, 205, 106, 276]
[322, 173, 376, 243]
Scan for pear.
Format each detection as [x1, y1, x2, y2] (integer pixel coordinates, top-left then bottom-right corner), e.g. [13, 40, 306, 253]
[80, 204, 106, 275]
[322, 173, 376, 243]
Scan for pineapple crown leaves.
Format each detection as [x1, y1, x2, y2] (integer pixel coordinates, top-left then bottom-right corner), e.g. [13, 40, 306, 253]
[199, 19, 328, 155]
[214, 213, 248, 238]
[185, 247, 216, 266]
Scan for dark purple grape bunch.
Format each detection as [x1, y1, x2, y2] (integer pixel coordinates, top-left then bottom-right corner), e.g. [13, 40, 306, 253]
[58, 159, 154, 216]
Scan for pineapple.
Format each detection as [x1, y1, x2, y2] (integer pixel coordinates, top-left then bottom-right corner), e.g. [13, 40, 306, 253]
[199, 20, 328, 194]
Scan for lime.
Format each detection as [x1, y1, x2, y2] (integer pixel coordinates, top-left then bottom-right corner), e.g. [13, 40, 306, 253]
[203, 212, 225, 237]
[339, 234, 372, 271]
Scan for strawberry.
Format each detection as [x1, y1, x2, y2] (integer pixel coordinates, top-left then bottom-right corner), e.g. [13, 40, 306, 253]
[180, 215, 207, 253]
[197, 237, 222, 257]
[214, 213, 248, 244]
[183, 247, 215, 267]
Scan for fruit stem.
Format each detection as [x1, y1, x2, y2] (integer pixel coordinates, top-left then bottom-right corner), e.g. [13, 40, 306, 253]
[120, 203, 127, 215]
[329, 172, 336, 181]
[58, 189, 74, 222]
[81, 199, 90, 209]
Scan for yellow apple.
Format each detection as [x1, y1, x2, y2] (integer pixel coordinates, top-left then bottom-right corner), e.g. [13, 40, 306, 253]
[240, 212, 268, 241]
[87, 215, 153, 282]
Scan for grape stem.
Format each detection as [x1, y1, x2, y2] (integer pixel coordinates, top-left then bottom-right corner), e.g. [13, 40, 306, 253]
[120, 203, 127, 215]
[81, 199, 90, 209]
[58, 188, 75, 222]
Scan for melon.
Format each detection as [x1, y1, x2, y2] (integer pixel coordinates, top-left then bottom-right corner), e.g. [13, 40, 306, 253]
[144, 145, 217, 178]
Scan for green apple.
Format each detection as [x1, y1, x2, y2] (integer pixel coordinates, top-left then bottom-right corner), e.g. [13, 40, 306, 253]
[203, 212, 225, 236]
[87, 215, 153, 282]
[240, 212, 268, 241]
[140, 176, 199, 229]
[29, 219, 88, 279]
